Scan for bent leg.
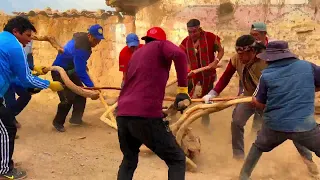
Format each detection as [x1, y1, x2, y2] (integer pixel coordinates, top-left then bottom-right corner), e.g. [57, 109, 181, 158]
[116, 116, 142, 180]
[240, 125, 287, 180]
[129, 118, 186, 180]
[231, 103, 255, 159]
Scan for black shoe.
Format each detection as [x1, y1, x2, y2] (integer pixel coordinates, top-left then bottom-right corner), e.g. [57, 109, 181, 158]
[239, 144, 262, 180]
[69, 118, 83, 125]
[52, 122, 65, 132]
[0, 168, 27, 179]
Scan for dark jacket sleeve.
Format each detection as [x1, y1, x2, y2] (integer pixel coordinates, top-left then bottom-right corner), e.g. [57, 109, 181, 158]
[73, 49, 94, 87]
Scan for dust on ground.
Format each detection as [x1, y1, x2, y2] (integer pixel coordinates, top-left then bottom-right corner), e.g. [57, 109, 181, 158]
[14, 91, 320, 180]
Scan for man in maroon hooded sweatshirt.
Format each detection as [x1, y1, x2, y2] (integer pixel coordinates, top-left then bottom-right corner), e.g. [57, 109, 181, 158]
[116, 27, 190, 180]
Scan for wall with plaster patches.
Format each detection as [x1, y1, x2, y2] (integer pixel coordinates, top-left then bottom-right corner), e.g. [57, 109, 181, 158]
[135, 0, 320, 95]
[0, 13, 135, 88]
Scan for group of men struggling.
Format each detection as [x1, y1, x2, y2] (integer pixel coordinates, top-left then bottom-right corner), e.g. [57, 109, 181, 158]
[0, 15, 320, 180]
[115, 18, 320, 180]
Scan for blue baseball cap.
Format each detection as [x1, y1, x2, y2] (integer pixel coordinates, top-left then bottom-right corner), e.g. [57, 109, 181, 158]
[88, 24, 104, 40]
[126, 33, 139, 47]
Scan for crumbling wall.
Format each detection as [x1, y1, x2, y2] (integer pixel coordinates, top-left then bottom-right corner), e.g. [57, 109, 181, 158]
[0, 12, 11, 29]
[0, 9, 135, 88]
[2, 1, 320, 96]
[135, 0, 320, 95]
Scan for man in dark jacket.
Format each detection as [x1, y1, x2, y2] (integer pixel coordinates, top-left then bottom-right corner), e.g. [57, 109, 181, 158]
[51, 24, 103, 132]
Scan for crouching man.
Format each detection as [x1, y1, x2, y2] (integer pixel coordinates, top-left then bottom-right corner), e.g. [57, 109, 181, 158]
[239, 41, 320, 180]
[51, 24, 103, 132]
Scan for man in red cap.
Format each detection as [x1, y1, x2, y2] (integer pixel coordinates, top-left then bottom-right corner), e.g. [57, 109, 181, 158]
[180, 19, 224, 127]
[116, 27, 190, 180]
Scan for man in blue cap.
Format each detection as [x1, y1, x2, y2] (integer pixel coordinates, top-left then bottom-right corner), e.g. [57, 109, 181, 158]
[239, 40, 320, 180]
[119, 33, 143, 87]
[51, 24, 103, 132]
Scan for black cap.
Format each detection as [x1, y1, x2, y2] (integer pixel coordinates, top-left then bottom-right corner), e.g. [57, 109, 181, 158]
[187, 19, 200, 27]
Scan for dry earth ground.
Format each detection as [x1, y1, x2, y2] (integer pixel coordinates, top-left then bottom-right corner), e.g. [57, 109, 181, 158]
[13, 91, 320, 180]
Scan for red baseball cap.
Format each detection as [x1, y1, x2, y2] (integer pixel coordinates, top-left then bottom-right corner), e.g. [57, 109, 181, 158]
[141, 27, 166, 41]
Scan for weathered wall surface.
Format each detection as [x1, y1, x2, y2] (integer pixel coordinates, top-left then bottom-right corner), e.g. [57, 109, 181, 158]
[0, 9, 135, 88]
[135, 0, 320, 95]
[1, 1, 320, 96]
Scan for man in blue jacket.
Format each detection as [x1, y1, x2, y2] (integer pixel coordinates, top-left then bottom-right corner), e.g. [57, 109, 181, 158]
[5, 40, 46, 130]
[52, 24, 104, 132]
[0, 16, 63, 179]
[239, 41, 320, 180]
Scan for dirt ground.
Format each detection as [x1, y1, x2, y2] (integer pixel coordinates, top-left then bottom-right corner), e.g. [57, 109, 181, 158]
[13, 91, 320, 180]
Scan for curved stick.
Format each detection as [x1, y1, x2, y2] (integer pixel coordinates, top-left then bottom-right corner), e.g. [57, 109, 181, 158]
[166, 64, 223, 88]
[32, 35, 64, 53]
[170, 96, 251, 134]
[83, 87, 122, 90]
[100, 110, 118, 130]
[175, 97, 252, 146]
[43, 66, 99, 98]
[105, 102, 118, 116]
[186, 157, 197, 170]
[164, 96, 245, 102]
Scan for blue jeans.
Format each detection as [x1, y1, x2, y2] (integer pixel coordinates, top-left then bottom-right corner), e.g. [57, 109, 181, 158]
[4, 83, 32, 116]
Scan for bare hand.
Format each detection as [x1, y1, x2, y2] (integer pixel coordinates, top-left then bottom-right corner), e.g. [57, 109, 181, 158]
[90, 92, 100, 100]
[187, 70, 195, 77]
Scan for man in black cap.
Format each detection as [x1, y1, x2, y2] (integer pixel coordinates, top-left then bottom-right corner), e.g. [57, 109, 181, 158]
[239, 40, 320, 180]
[180, 18, 224, 127]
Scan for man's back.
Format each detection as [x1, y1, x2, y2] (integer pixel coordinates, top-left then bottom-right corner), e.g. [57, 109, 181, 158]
[118, 40, 186, 118]
[52, 32, 94, 87]
[262, 58, 316, 132]
[53, 32, 91, 70]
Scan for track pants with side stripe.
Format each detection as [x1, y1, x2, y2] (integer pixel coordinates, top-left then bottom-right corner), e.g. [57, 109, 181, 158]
[0, 98, 17, 174]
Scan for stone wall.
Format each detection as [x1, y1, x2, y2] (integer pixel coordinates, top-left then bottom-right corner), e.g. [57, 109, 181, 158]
[0, 9, 136, 88]
[135, 0, 320, 95]
[2, 1, 320, 96]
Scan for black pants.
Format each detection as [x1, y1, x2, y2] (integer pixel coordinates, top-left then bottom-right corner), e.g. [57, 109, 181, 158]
[116, 116, 186, 180]
[0, 98, 17, 174]
[51, 71, 86, 126]
[4, 83, 31, 117]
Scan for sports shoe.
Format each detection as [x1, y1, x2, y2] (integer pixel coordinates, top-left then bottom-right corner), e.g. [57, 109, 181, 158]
[0, 168, 27, 179]
[52, 122, 65, 132]
[69, 118, 83, 125]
